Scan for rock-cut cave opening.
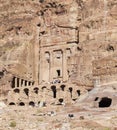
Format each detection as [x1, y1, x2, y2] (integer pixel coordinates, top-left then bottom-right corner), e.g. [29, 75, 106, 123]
[51, 85, 57, 98]
[24, 88, 29, 96]
[99, 97, 112, 108]
[19, 102, 25, 106]
[29, 101, 35, 107]
[9, 102, 15, 105]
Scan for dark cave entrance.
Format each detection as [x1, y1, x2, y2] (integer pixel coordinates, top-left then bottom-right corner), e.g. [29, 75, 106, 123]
[99, 97, 112, 108]
[29, 101, 35, 107]
[19, 102, 25, 106]
[59, 98, 63, 103]
[9, 102, 15, 105]
[14, 88, 20, 93]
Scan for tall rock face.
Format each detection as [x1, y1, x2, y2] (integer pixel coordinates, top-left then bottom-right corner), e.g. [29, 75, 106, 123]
[68, 0, 117, 87]
[0, 0, 117, 103]
[0, 0, 41, 81]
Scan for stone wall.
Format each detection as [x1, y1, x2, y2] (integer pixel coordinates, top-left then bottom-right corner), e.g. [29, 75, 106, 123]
[67, 0, 117, 87]
[93, 54, 117, 85]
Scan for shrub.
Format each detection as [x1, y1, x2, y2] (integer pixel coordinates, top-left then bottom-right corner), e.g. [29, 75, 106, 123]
[9, 121, 16, 127]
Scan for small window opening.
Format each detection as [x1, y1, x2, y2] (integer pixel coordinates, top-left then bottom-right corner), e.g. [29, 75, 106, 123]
[29, 82, 31, 86]
[14, 89, 20, 93]
[57, 70, 61, 77]
[34, 87, 39, 94]
[38, 101, 40, 105]
[69, 87, 73, 92]
[9, 102, 15, 105]
[24, 88, 29, 96]
[77, 90, 81, 96]
[32, 81, 35, 85]
[51, 86, 57, 98]
[29, 101, 35, 107]
[59, 98, 63, 103]
[95, 97, 99, 101]
[60, 85, 65, 91]
[19, 102, 25, 106]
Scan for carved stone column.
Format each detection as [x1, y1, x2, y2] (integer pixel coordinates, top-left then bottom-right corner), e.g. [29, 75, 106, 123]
[15, 77, 18, 88]
[19, 78, 22, 87]
[22, 80, 25, 87]
[62, 49, 68, 82]
[49, 51, 54, 82]
[39, 50, 44, 84]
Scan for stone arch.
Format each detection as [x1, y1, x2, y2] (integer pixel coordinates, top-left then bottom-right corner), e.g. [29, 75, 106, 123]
[60, 84, 66, 91]
[19, 102, 25, 106]
[34, 87, 39, 94]
[9, 102, 15, 105]
[14, 88, 20, 93]
[24, 88, 29, 96]
[42, 86, 47, 90]
[51, 85, 57, 98]
[29, 101, 35, 107]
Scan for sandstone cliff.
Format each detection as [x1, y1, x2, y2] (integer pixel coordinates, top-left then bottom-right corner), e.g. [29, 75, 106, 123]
[0, 0, 117, 104]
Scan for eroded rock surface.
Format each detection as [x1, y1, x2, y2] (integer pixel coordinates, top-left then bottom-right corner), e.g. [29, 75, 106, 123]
[0, 0, 117, 129]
